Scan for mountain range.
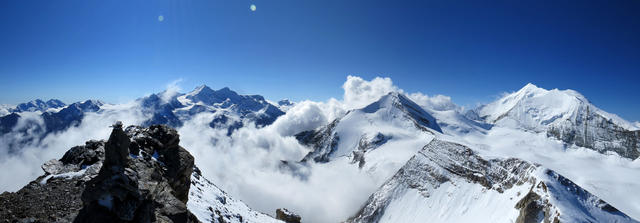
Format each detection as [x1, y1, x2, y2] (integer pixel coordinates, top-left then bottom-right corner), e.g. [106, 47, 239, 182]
[0, 83, 638, 223]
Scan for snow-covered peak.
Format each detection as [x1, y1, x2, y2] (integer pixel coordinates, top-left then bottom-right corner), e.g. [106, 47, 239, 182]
[478, 83, 636, 131]
[361, 92, 442, 133]
[12, 99, 67, 113]
[297, 92, 440, 164]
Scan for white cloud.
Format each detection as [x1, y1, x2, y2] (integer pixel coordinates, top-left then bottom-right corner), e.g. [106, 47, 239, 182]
[160, 78, 183, 103]
[342, 75, 400, 110]
[178, 111, 376, 223]
[408, 92, 459, 111]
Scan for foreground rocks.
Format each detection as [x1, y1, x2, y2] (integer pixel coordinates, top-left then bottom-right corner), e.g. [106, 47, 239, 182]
[0, 124, 198, 222]
[275, 208, 301, 223]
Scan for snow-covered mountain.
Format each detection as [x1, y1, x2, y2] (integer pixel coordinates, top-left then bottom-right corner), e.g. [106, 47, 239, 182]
[0, 85, 284, 153]
[477, 83, 640, 159]
[137, 85, 284, 135]
[12, 99, 66, 113]
[291, 91, 637, 222]
[1, 81, 638, 223]
[348, 139, 637, 223]
[297, 92, 441, 163]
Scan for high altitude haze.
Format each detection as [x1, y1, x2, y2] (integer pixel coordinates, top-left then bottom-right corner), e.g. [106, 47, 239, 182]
[0, 0, 639, 120]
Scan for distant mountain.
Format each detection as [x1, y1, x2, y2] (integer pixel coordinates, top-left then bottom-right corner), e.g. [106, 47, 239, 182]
[477, 83, 640, 159]
[0, 86, 285, 153]
[276, 99, 295, 112]
[296, 92, 441, 164]
[178, 85, 285, 133]
[139, 85, 285, 135]
[348, 139, 637, 223]
[10, 99, 67, 113]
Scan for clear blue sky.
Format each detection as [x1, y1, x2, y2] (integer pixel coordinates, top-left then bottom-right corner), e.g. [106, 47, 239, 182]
[0, 0, 638, 121]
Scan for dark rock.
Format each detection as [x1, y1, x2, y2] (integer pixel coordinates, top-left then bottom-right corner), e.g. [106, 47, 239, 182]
[275, 208, 301, 223]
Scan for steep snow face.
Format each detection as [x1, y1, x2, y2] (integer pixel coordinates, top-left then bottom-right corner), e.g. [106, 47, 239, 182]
[297, 92, 441, 163]
[348, 140, 638, 223]
[188, 168, 282, 223]
[478, 83, 640, 159]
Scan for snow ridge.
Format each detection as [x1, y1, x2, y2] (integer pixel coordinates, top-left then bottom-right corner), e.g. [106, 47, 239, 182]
[347, 139, 638, 223]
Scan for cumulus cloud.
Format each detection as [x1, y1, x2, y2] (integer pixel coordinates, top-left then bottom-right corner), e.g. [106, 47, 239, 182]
[160, 78, 184, 103]
[408, 92, 459, 111]
[342, 75, 400, 110]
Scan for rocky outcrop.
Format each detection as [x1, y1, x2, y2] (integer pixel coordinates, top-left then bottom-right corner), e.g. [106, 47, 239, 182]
[275, 208, 301, 223]
[296, 119, 341, 163]
[547, 110, 640, 159]
[0, 123, 198, 222]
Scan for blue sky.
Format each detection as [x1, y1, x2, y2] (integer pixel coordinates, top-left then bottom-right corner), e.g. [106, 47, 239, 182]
[0, 0, 638, 121]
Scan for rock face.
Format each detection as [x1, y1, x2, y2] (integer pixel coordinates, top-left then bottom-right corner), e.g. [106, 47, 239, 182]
[347, 139, 637, 223]
[275, 208, 301, 223]
[0, 124, 198, 222]
[547, 111, 640, 159]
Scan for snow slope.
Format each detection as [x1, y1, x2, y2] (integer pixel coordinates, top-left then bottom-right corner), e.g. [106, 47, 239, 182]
[188, 167, 282, 223]
[295, 92, 441, 186]
[460, 126, 640, 221]
[348, 139, 638, 223]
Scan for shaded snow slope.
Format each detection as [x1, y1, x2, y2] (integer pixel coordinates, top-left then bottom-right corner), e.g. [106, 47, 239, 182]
[348, 139, 638, 223]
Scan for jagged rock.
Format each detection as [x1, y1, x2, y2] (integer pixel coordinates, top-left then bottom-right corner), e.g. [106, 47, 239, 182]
[0, 124, 200, 223]
[60, 140, 105, 166]
[101, 122, 130, 170]
[42, 159, 65, 175]
[275, 208, 301, 223]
